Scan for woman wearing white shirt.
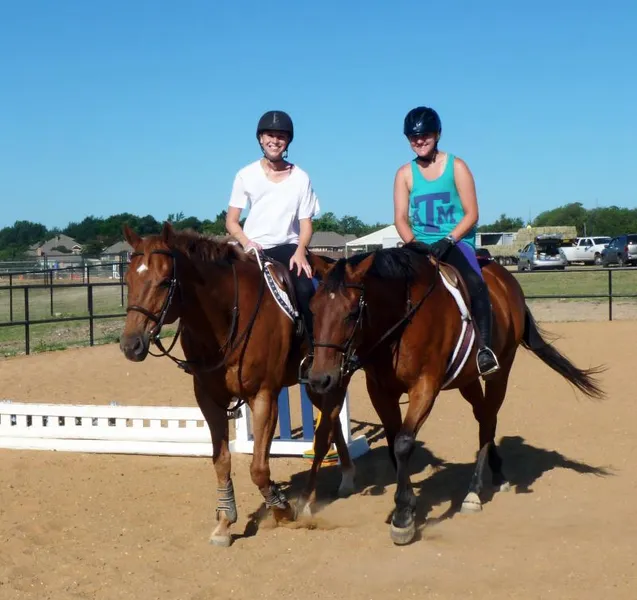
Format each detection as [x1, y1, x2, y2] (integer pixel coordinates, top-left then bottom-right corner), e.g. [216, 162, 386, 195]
[225, 110, 320, 343]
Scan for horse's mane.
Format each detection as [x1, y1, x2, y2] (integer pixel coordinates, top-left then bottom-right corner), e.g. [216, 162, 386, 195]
[323, 242, 433, 292]
[159, 229, 250, 265]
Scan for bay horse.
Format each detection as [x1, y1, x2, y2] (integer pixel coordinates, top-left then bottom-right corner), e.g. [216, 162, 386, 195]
[119, 222, 355, 547]
[305, 242, 605, 545]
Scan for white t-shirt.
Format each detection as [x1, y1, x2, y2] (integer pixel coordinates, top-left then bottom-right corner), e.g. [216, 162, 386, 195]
[228, 160, 320, 249]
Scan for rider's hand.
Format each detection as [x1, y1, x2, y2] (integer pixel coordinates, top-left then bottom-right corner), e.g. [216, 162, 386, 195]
[429, 237, 455, 260]
[243, 240, 263, 253]
[290, 248, 312, 278]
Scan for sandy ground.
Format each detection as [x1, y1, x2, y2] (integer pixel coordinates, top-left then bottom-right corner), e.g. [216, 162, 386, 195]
[1, 320, 636, 599]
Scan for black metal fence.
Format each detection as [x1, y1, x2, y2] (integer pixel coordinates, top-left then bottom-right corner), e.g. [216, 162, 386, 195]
[517, 266, 637, 321]
[1, 263, 636, 356]
[0, 261, 130, 355]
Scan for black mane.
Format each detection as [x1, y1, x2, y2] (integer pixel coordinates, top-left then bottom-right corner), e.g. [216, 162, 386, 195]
[323, 242, 433, 292]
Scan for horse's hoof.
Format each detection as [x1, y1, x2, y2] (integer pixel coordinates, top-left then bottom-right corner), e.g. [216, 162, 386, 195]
[209, 534, 232, 547]
[273, 504, 297, 523]
[498, 481, 511, 493]
[338, 468, 356, 498]
[460, 492, 482, 514]
[390, 521, 416, 546]
[296, 501, 312, 519]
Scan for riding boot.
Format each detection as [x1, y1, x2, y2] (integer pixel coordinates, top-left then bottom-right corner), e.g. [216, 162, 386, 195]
[472, 282, 500, 378]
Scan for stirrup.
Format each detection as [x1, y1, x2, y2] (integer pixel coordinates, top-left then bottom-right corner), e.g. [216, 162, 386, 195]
[477, 347, 500, 378]
[298, 353, 314, 385]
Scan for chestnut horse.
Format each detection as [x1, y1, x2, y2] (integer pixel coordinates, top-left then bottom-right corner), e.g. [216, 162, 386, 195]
[306, 242, 604, 545]
[119, 222, 354, 547]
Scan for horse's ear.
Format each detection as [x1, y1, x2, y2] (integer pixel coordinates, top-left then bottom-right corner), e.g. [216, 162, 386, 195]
[123, 224, 142, 249]
[161, 221, 175, 246]
[347, 253, 375, 283]
[308, 253, 335, 280]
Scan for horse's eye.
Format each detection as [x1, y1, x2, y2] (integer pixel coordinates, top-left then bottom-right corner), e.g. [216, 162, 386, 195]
[158, 279, 172, 288]
[345, 308, 359, 322]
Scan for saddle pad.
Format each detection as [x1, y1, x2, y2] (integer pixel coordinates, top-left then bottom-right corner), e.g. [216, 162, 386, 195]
[248, 248, 298, 323]
[438, 270, 476, 388]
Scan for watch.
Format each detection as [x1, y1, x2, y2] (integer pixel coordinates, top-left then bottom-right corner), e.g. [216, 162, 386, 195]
[445, 234, 457, 245]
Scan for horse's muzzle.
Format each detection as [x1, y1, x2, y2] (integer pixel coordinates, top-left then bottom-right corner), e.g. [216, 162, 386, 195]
[120, 332, 151, 362]
[307, 367, 341, 395]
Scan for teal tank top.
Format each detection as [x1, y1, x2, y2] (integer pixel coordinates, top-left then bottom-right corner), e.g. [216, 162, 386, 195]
[408, 153, 476, 249]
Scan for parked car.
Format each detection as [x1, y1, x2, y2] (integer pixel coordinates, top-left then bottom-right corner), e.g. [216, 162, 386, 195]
[560, 236, 611, 265]
[517, 235, 568, 271]
[601, 234, 637, 267]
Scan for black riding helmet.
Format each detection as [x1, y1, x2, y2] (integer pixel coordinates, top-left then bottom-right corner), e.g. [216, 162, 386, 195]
[256, 110, 294, 143]
[403, 106, 442, 138]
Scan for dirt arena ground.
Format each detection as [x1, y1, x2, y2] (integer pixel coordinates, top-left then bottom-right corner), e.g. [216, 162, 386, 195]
[1, 320, 636, 599]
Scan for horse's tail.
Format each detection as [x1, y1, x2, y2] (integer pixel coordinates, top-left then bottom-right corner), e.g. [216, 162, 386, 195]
[521, 304, 606, 399]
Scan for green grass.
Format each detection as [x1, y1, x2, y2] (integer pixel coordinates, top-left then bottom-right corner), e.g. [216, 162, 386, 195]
[0, 282, 179, 356]
[512, 267, 637, 301]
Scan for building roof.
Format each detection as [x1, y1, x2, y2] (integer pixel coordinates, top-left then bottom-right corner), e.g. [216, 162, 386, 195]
[308, 231, 349, 248]
[30, 234, 82, 255]
[102, 240, 133, 255]
[345, 225, 399, 247]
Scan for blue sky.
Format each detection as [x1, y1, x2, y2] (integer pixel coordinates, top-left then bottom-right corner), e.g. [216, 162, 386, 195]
[1, 0, 635, 231]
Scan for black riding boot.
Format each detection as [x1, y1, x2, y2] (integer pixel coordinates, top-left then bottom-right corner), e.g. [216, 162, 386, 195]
[472, 282, 500, 378]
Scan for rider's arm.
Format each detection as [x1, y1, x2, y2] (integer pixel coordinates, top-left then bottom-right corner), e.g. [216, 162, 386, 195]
[226, 172, 251, 247]
[449, 157, 479, 242]
[225, 207, 249, 247]
[297, 177, 320, 253]
[297, 218, 313, 252]
[393, 165, 415, 243]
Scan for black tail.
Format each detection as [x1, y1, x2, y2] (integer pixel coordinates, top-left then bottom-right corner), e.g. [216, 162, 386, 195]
[521, 305, 606, 399]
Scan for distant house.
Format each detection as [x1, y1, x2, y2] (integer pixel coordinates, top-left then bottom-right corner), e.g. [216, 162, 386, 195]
[308, 232, 355, 256]
[101, 240, 133, 261]
[28, 234, 83, 257]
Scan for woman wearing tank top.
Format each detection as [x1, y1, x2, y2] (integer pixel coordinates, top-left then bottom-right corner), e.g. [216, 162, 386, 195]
[393, 106, 500, 379]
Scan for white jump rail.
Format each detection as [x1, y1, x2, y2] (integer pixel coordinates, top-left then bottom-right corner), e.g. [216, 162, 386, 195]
[0, 401, 212, 457]
[0, 395, 370, 461]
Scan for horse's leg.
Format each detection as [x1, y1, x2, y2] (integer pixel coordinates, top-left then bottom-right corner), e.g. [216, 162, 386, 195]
[459, 362, 513, 514]
[302, 386, 355, 507]
[194, 378, 236, 547]
[390, 379, 437, 546]
[249, 389, 296, 523]
[297, 387, 350, 517]
[366, 375, 403, 471]
[483, 362, 513, 492]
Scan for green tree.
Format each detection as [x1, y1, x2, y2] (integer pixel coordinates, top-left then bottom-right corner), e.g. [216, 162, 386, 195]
[478, 214, 524, 233]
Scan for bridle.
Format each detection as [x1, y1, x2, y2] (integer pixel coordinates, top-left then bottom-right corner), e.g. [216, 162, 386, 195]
[126, 249, 183, 359]
[125, 248, 264, 378]
[312, 259, 441, 380]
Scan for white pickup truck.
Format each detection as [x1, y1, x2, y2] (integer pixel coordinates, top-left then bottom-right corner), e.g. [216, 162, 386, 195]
[560, 236, 611, 265]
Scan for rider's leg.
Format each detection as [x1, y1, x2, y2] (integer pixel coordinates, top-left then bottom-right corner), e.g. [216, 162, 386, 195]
[442, 242, 500, 378]
[261, 243, 315, 341]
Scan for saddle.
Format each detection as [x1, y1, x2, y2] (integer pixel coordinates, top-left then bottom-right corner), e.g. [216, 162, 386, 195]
[434, 250, 494, 314]
[247, 249, 305, 337]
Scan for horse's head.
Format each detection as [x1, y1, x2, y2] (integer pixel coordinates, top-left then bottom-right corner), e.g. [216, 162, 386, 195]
[120, 221, 180, 362]
[308, 253, 375, 394]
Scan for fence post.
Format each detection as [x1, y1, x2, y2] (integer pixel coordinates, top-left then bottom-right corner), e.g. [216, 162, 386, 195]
[24, 287, 30, 355]
[50, 270, 54, 317]
[120, 256, 125, 306]
[608, 269, 613, 322]
[88, 284, 94, 346]
[9, 273, 13, 322]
